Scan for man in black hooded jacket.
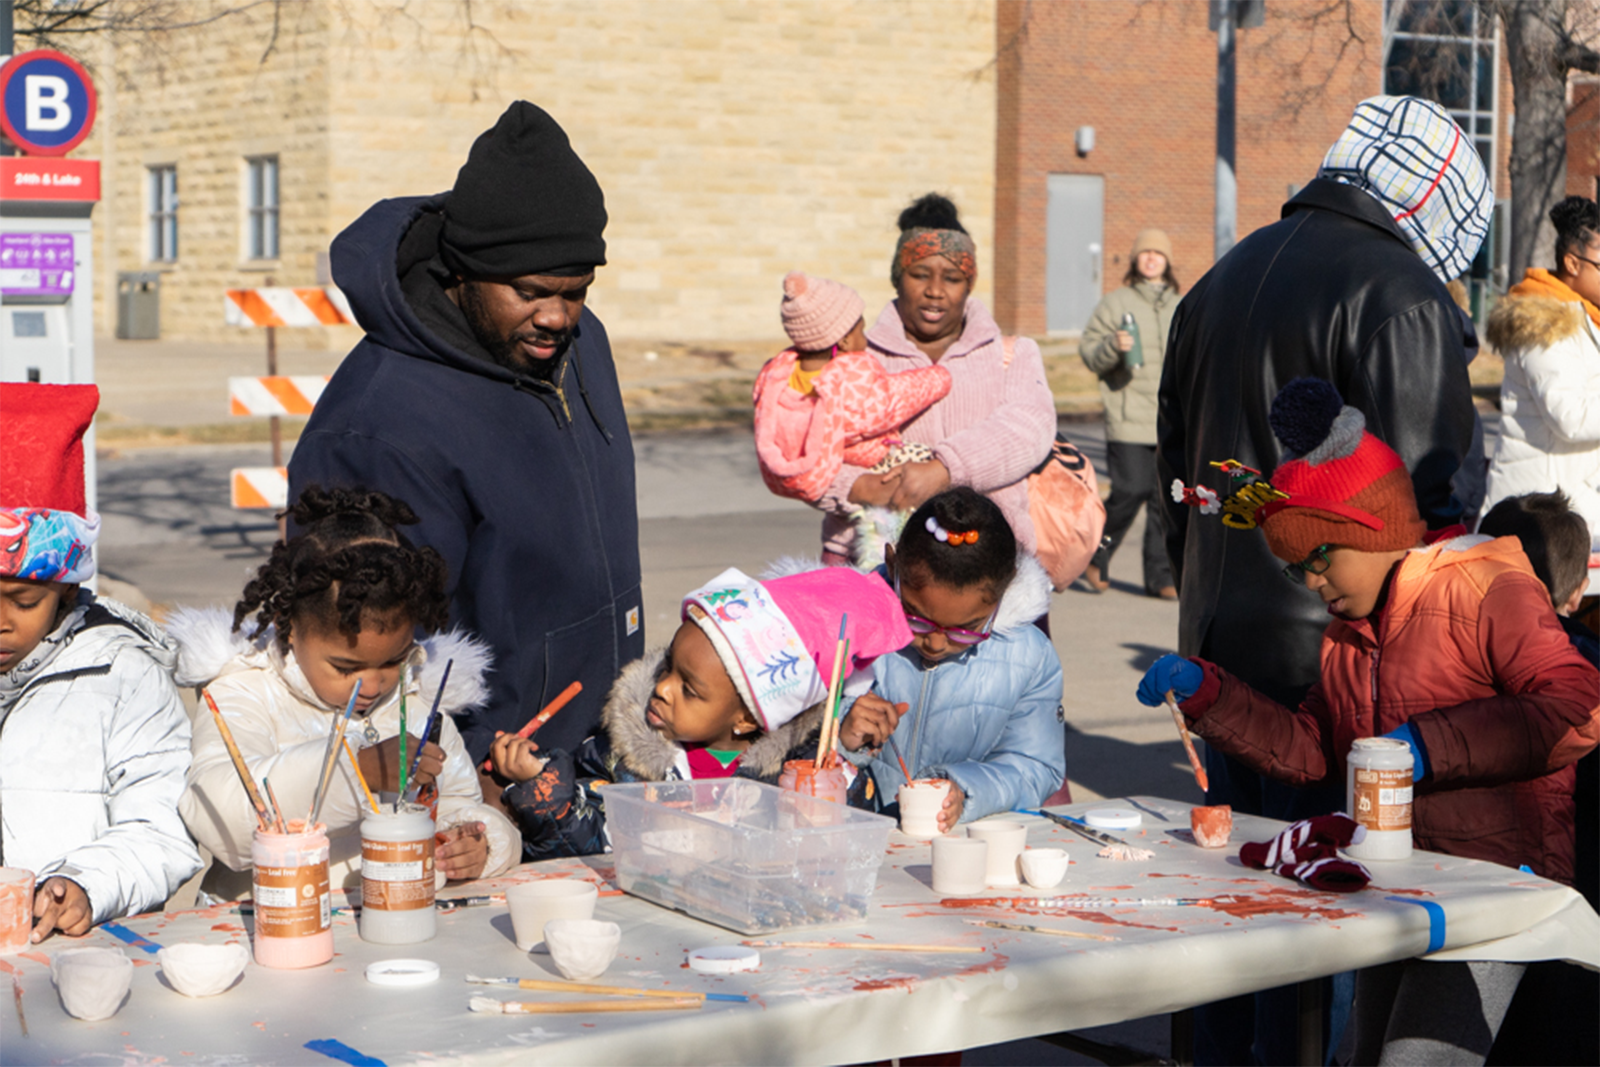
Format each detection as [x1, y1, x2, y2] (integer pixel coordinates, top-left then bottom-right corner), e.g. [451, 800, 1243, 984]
[290, 101, 643, 766]
[1156, 96, 1487, 1065]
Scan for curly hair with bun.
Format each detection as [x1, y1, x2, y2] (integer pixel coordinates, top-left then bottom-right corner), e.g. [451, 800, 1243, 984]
[233, 484, 451, 649]
[897, 192, 967, 236]
[1551, 196, 1600, 267]
[893, 487, 1018, 598]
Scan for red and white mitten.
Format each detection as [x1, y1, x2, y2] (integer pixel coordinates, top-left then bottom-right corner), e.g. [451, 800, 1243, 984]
[1239, 814, 1372, 893]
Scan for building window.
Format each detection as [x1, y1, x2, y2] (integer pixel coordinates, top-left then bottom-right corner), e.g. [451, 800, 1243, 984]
[1383, 0, 1498, 179]
[245, 155, 279, 260]
[147, 165, 177, 262]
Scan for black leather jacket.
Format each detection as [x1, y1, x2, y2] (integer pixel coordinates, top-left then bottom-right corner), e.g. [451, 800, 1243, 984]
[1157, 178, 1477, 705]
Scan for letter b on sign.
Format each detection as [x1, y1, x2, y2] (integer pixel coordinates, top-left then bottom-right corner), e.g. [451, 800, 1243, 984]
[25, 76, 72, 132]
[0, 51, 97, 156]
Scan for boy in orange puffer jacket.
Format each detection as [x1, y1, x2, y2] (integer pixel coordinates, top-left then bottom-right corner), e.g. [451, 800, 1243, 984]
[1139, 377, 1600, 1065]
[753, 272, 951, 505]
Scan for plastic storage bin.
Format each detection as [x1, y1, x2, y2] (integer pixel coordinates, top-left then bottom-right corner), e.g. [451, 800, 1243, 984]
[603, 779, 894, 935]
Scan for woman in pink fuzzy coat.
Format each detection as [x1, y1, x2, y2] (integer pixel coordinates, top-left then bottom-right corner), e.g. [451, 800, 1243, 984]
[753, 271, 952, 506]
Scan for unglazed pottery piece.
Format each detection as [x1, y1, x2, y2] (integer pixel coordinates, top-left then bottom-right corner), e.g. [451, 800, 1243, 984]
[965, 820, 1028, 887]
[157, 942, 249, 998]
[1020, 847, 1070, 889]
[931, 834, 989, 896]
[505, 880, 598, 952]
[897, 780, 952, 839]
[1190, 805, 1233, 849]
[51, 947, 133, 1021]
[543, 919, 621, 981]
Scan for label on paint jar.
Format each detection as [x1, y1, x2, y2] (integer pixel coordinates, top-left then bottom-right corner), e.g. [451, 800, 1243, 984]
[1352, 766, 1412, 832]
[362, 836, 435, 911]
[255, 863, 331, 938]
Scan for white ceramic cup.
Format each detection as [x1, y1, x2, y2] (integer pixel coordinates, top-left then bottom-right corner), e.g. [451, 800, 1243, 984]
[505, 880, 598, 952]
[931, 834, 989, 896]
[965, 819, 1028, 887]
[51, 947, 134, 1021]
[0, 867, 34, 956]
[544, 918, 621, 981]
[897, 780, 952, 838]
[1019, 847, 1070, 890]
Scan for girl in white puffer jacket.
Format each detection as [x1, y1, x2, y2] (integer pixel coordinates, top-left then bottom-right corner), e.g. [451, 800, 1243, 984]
[170, 486, 518, 903]
[1, 381, 201, 942]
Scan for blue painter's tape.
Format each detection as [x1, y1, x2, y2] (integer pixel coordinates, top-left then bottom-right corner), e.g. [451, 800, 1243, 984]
[100, 923, 161, 954]
[1386, 896, 1446, 953]
[305, 1039, 386, 1067]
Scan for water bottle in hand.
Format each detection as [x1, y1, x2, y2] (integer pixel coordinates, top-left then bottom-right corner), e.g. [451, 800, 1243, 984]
[1120, 312, 1144, 368]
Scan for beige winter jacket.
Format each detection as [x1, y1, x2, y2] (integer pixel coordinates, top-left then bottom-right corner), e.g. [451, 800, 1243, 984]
[1078, 280, 1178, 445]
[168, 609, 519, 901]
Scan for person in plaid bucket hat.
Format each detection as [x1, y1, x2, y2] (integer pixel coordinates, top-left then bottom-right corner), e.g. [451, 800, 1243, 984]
[1142, 377, 1600, 1065]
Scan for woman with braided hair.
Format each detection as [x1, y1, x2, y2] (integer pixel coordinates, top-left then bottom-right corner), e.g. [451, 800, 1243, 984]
[170, 485, 519, 903]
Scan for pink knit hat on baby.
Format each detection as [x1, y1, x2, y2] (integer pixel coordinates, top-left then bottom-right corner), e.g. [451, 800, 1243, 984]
[781, 271, 865, 351]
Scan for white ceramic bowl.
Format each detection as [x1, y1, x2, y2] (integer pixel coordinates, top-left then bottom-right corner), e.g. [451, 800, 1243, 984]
[51, 947, 133, 1021]
[543, 918, 621, 981]
[1020, 847, 1070, 889]
[158, 942, 249, 998]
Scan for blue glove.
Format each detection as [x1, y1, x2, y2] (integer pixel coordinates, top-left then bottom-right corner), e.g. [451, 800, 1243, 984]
[1381, 723, 1431, 782]
[1137, 654, 1203, 707]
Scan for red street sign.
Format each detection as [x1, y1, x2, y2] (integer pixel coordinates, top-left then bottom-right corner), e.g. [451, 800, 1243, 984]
[0, 157, 100, 202]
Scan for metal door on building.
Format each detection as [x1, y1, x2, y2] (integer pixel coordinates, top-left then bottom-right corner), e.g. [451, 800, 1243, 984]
[1046, 174, 1105, 333]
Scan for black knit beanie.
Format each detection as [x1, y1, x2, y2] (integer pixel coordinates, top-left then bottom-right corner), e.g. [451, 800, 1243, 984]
[439, 101, 607, 279]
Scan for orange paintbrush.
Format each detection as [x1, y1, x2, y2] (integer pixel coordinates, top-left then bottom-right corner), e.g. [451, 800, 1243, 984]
[203, 688, 271, 831]
[1165, 690, 1209, 793]
[481, 680, 583, 772]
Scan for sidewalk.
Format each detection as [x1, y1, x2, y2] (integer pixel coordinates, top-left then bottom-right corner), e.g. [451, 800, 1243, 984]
[92, 332, 1107, 447]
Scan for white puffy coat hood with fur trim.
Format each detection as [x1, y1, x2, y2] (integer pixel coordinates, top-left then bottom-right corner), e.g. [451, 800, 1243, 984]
[167, 608, 517, 901]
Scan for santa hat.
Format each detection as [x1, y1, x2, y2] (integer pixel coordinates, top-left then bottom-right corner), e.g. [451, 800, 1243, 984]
[682, 566, 911, 732]
[1255, 378, 1425, 563]
[1, 383, 101, 583]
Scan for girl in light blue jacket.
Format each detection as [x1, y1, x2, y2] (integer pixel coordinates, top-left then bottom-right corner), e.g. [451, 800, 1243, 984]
[840, 488, 1065, 831]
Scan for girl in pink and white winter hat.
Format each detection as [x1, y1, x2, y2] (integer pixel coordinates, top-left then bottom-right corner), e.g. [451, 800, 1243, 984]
[753, 271, 953, 506]
[488, 564, 912, 860]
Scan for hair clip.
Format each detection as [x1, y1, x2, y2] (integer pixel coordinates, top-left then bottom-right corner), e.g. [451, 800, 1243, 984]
[925, 516, 979, 545]
[1209, 459, 1262, 480]
[1171, 480, 1221, 515]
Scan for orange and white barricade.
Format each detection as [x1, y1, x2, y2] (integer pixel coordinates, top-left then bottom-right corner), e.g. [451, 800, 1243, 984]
[224, 287, 354, 328]
[231, 467, 288, 510]
[228, 376, 329, 416]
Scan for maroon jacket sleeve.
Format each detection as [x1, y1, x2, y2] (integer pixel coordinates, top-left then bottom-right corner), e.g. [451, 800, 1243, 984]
[1179, 661, 1342, 789]
[1407, 572, 1600, 787]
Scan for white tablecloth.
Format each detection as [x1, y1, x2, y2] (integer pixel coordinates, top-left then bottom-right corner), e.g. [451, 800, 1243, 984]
[6, 797, 1594, 1066]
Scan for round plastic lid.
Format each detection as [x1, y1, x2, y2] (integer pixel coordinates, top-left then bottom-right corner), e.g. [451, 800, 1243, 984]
[365, 959, 441, 987]
[1084, 808, 1142, 831]
[687, 945, 760, 974]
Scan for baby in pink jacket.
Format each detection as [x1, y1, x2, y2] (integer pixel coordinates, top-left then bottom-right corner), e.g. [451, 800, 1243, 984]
[753, 272, 951, 504]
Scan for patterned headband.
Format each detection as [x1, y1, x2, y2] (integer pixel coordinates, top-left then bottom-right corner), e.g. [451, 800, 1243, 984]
[892, 228, 978, 285]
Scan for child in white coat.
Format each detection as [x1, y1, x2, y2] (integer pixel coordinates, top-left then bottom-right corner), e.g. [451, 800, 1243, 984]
[0, 383, 201, 942]
[172, 485, 518, 902]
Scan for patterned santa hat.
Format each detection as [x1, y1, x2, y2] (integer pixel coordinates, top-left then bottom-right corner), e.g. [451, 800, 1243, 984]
[1, 383, 100, 584]
[1254, 377, 1426, 563]
[682, 566, 911, 732]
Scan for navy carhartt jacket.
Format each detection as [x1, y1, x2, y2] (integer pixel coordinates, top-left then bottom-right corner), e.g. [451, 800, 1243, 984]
[289, 194, 644, 760]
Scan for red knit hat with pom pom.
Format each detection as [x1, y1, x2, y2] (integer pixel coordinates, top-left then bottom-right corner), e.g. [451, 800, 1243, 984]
[1256, 378, 1425, 562]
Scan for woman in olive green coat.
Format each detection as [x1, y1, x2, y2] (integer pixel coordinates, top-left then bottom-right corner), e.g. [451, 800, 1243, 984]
[1078, 228, 1180, 597]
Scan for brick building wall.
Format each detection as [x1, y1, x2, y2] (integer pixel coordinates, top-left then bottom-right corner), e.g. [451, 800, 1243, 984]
[82, 0, 999, 346]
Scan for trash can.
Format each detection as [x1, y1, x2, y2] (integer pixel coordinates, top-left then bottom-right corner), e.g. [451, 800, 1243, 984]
[116, 272, 161, 340]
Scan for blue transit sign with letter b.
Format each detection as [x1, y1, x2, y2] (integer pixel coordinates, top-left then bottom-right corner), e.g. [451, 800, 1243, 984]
[0, 50, 99, 157]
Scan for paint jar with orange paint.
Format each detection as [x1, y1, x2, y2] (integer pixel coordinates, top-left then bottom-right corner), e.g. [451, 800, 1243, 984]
[251, 821, 333, 968]
[359, 804, 436, 944]
[0, 867, 34, 955]
[778, 759, 848, 805]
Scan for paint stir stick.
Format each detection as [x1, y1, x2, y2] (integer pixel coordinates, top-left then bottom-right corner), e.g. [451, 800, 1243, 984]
[202, 688, 271, 832]
[1165, 690, 1210, 793]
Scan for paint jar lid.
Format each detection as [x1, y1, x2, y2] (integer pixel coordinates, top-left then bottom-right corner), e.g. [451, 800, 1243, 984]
[687, 946, 760, 974]
[1084, 808, 1142, 831]
[365, 959, 440, 987]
